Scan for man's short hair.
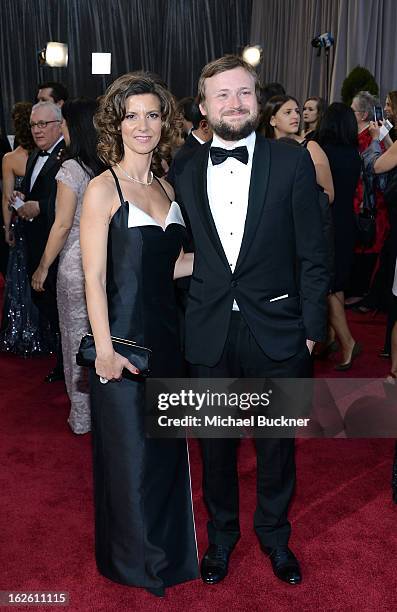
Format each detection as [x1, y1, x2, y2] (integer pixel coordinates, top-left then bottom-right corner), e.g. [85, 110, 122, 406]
[176, 97, 196, 122]
[31, 101, 62, 121]
[190, 101, 206, 130]
[198, 55, 261, 105]
[37, 81, 68, 103]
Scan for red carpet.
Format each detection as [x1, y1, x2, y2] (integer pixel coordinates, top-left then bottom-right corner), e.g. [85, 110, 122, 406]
[1, 310, 397, 611]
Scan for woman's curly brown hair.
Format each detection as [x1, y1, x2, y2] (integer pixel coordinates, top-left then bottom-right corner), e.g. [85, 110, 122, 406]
[95, 72, 177, 176]
[12, 102, 35, 152]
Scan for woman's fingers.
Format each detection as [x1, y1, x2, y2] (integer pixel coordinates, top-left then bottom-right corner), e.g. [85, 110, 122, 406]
[123, 359, 140, 376]
[95, 353, 140, 381]
[31, 278, 44, 292]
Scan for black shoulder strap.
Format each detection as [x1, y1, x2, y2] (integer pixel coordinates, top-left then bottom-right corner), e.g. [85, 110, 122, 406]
[154, 176, 172, 202]
[109, 167, 125, 205]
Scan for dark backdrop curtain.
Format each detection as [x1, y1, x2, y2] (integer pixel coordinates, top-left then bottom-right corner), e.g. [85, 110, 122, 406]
[250, 0, 340, 105]
[250, 0, 397, 107]
[0, 0, 252, 133]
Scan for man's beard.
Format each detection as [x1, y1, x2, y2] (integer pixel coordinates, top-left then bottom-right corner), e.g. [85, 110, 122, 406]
[207, 111, 259, 141]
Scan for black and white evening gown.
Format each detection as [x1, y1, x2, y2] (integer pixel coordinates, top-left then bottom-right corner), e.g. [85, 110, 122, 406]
[89, 169, 198, 593]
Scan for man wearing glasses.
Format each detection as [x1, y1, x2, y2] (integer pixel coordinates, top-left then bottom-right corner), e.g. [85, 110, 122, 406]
[13, 101, 65, 382]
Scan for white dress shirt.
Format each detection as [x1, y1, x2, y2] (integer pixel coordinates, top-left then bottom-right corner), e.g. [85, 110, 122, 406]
[30, 137, 63, 192]
[207, 131, 256, 310]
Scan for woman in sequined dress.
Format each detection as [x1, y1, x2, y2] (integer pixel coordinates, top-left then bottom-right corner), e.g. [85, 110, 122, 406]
[0, 102, 53, 355]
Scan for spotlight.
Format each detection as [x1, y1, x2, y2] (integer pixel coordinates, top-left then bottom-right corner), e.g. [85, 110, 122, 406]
[38, 48, 47, 66]
[38, 42, 68, 67]
[92, 53, 112, 75]
[242, 45, 262, 67]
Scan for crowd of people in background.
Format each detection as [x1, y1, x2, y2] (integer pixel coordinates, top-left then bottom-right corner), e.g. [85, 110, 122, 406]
[1, 58, 397, 597]
[1, 77, 397, 432]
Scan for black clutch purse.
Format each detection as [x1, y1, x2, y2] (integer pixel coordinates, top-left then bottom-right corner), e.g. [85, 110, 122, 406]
[76, 333, 151, 377]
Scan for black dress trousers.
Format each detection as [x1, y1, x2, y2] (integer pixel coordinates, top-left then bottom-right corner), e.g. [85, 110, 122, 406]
[190, 311, 312, 549]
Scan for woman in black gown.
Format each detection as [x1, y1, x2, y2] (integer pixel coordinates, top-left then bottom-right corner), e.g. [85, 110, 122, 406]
[80, 73, 198, 596]
[315, 103, 362, 369]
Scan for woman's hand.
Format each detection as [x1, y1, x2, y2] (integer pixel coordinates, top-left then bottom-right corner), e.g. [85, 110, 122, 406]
[368, 121, 381, 140]
[31, 264, 48, 292]
[4, 226, 15, 247]
[174, 250, 194, 279]
[95, 350, 140, 382]
[9, 190, 25, 207]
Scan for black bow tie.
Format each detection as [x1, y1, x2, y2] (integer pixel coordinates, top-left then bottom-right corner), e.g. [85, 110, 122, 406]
[210, 145, 249, 166]
[38, 150, 50, 157]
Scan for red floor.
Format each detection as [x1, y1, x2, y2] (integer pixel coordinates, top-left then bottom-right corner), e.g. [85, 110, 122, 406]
[1, 308, 397, 611]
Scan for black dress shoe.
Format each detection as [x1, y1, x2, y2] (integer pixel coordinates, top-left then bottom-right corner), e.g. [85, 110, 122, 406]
[44, 367, 65, 383]
[262, 545, 302, 585]
[201, 544, 232, 584]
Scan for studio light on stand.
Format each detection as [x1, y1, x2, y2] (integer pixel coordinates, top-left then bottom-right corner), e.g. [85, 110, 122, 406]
[311, 32, 334, 101]
[311, 32, 334, 56]
[242, 45, 263, 68]
[38, 42, 68, 67]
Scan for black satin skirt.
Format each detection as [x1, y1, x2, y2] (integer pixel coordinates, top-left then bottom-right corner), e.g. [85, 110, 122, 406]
[89, 372, 199, 590]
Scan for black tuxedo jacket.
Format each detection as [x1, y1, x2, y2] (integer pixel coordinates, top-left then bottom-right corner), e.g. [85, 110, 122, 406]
[21, 140, 64, 277]
[167, 132, 202, 188]
[174, 133, 329, 365]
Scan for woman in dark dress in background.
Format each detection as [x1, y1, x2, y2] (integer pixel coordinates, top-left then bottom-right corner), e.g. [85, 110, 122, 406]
[0, 102, 53, 354]
[315, 103, 362, 369]
[301, 96, 327, 140]
[80, 73, 198, 596]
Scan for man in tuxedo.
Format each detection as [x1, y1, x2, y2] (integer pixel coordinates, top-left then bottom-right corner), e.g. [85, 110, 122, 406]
[36, 81, 68, 107]
[15, 101, 64, 381]
[167, 101, 212, 187]
[174, 56, 329, 585]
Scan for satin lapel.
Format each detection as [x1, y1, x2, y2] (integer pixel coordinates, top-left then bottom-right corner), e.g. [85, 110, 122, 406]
[235, 136, 270, 271]
[24, 150, 40, 193]
[191, 141, 230, 269]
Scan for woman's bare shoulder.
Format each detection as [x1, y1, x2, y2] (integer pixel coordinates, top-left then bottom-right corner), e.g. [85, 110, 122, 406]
[2, 146, 27, 165]
[2, 147, 29, 177]
[306, 140, 328, 161]
[84, 169, 118, 210]
[86, 170, 116, 195]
